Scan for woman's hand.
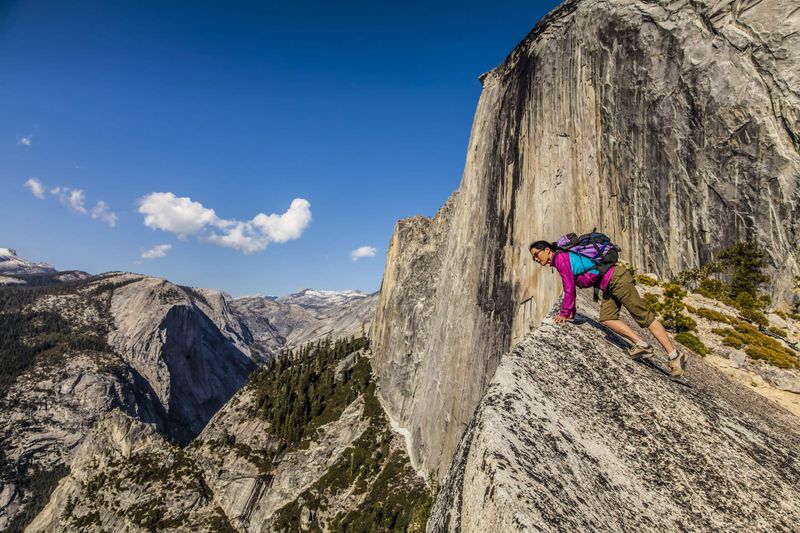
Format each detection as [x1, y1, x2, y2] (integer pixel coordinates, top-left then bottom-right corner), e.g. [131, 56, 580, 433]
[554, 315, 570, 324]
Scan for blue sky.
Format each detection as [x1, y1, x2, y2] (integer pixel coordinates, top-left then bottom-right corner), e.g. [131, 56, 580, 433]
[0, 0, 561, 296]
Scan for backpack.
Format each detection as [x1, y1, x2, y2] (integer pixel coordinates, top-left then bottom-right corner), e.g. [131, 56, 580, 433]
[555, 229, 621, 300]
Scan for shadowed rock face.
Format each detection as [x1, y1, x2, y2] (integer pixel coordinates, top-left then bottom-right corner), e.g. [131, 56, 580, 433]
[428, 294, 800, 532]
[109, 277, 257, 444]
[372, 0, 800, 481]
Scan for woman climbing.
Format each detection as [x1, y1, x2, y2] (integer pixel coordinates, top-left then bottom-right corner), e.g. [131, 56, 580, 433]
[529, 238, 688, 378]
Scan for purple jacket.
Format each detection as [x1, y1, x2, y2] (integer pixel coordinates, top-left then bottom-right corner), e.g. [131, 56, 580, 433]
[552, 251, 615, 318]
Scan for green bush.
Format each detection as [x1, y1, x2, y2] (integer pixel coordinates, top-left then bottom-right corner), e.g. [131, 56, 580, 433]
[660, 284, 696, 333]
[674, 263, 724, 291]
[711, 323, 799, 369]
[718, 241, 770, 300]
[745, 345, 798, 369]
[674, 332, 710, 356]
[697, 278, 727, 300]
[643, 293, 662, 314]
[768, 326, 788, 338]
[692, 307, 733, 324]
[739, 307, 768, 327]
[676, 242, 774, 320]
[635, 274, 658, 287]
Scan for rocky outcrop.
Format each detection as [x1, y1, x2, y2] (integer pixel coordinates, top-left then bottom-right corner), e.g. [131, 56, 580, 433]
[428, 294, 800, 532]
[27, 411, 232, 533]
[194, 390, 370, 531]
[0, 352, 165, 532]
[372, 0, 800, 481]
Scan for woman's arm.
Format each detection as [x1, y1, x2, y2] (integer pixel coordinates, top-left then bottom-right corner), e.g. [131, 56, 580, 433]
[552, 252, 576, 318]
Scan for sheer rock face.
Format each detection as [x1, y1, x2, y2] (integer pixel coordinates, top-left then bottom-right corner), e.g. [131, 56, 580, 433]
[109, 276, 257, 444]
[372, 0, 800, 481]
[428, 295, 800, 532]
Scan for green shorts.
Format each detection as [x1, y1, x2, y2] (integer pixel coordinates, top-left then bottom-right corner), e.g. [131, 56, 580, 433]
[599, 265, 656, 328]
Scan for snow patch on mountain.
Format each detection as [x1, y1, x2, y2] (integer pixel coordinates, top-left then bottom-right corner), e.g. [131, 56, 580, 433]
[0, 247, 57, 275]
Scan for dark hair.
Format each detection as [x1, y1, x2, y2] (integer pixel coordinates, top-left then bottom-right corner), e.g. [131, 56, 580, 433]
[529, 240, 557, 252]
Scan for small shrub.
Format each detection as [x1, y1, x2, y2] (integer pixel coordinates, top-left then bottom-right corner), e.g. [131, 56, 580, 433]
[734, 292, 759, 311]
[643, 293, 662, 314]
[710, 324, 799, 369]
[768, 326, 788, 338]
[674, 262, 724, 291]
[635, 274, 658, 287]
[739, 307, 769, 326]
[674, 332, 710, 356]
[720, 334, 745, 349]
[745, 345, 799, 369]
[661, 284, 696, 332]
[692, 307, 732, 324]
[697, 278, 727, 300]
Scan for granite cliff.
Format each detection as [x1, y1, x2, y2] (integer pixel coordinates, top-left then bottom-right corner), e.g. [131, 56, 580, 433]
[372, 0, 800, 483]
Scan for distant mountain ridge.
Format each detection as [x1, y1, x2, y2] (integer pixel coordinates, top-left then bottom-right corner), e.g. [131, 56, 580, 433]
[0, 247, 56, 276]
[231, 289, 377, 359]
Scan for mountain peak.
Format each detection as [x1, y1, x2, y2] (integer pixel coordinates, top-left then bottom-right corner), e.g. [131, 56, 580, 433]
[0, 247, 57, 275]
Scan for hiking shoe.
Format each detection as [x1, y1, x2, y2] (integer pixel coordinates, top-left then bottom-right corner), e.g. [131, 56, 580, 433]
[670, 351, 688, 379]
[628, 344, 654, 361]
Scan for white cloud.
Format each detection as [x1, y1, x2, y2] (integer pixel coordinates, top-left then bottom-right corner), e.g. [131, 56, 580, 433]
[206, 221, 268, 254]
[17, 134, 33, 146]
[24, 178, 45, 199]
[138, 192, 219, 239]
[51, 187, 87, 214]
[25, 179, 116, 227]
[350, 246, 377, 261]
[139, 192, 312, 254]
[251, 198, 312, 243]
[141, 244, 172, 260]
[91, 201, 118, 227]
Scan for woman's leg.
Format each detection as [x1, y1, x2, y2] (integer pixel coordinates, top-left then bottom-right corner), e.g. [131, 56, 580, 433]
[601, 319, 644, 345]
[613, 268, 675, 353]
[599, 288, 643, 346]
[647, 320, 675, 353]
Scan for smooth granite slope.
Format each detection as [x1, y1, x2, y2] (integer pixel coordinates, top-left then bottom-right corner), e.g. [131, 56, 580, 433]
[429, 293, 800, 532]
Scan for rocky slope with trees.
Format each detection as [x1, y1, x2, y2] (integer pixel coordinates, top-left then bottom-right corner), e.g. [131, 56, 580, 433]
[0, 266, 383, 532]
